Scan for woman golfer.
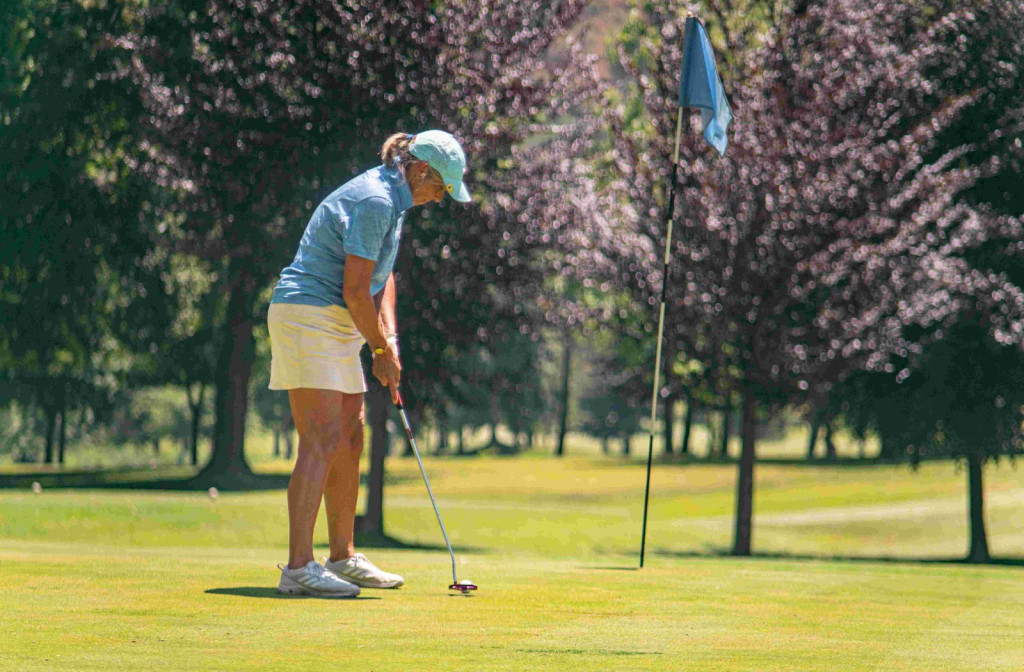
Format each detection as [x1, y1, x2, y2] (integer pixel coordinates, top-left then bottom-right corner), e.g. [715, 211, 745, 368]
[268, 130, 471, 597]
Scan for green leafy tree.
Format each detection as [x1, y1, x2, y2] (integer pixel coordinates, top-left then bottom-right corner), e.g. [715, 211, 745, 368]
[1, 0, 170, 463]
[578, 324, 647, 456]
[839, 318, 1024, 563]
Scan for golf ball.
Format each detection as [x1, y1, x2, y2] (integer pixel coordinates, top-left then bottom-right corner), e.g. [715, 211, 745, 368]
[459, 580, 473, 586]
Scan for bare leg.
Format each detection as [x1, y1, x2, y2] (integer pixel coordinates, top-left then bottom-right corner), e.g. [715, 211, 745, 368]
[287, 388, 350, 569]
[324, 397, 365, 562]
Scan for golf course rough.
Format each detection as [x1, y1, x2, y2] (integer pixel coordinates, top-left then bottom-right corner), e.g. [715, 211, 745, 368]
[1, 456, 1023, 671]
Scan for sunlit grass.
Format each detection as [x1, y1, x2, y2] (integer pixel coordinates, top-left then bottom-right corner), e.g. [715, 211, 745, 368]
[2, 444, 1023, 670]
[3, 542, 1021, 672]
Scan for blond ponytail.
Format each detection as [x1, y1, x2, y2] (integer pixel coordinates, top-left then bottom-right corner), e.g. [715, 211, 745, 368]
[381, 132, 415, 167]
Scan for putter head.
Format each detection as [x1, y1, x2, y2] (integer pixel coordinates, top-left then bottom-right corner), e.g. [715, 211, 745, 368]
[449, 581, 477, 593]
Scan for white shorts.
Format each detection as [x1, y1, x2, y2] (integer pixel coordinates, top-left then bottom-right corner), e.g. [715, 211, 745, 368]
[267, 303, 367, 394]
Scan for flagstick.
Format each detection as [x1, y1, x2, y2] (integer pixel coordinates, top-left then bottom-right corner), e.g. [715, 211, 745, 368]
[640, 106, 685, 568]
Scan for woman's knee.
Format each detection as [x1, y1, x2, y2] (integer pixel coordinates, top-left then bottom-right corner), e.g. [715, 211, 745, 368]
[303, 408, 363, 460]
[339, 405, 365, 457]
[290, 390, 364, 461]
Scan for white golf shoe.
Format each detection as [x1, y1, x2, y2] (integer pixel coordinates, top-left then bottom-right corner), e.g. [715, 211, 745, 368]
[324, 553, 404, 589]
[276, 560, 361, 598]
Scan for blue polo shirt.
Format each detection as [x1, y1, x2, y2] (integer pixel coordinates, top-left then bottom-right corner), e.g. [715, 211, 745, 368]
[271, 165, 413, 308]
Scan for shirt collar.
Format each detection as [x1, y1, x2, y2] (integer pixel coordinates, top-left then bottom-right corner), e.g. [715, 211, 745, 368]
[383, 164, 413, 215]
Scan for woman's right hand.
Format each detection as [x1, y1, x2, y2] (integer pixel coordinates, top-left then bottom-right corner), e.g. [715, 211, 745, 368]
[372, 346, 402, 404]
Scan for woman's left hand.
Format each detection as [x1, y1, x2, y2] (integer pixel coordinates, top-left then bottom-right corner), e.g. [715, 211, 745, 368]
[372, 346, 402, 404]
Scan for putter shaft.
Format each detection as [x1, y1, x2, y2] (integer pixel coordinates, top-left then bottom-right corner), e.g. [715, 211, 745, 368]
[396, 402, 459, 586]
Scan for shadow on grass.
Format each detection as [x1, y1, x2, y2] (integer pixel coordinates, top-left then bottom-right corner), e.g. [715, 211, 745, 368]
[589, 566, 640, 571]
[0, 467, 285, 491]
[205, 587, 381, 600]
[591, 454, 960, 469]
[2, 455, 949, 491]
[649, 547, 1024, 568]
[0, 468, 419, 492]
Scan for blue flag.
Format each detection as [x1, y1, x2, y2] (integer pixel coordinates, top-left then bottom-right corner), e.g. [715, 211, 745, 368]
[678, 17, 732, 156]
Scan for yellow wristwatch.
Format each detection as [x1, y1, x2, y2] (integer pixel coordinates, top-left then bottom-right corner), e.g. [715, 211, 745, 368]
[373, 345, 387, 356]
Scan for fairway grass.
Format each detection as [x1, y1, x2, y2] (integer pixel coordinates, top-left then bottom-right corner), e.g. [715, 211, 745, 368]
[2, 456, 1023, 670]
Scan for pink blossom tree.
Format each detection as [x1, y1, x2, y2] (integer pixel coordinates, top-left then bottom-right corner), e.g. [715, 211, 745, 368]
[594, 0, 1024, 555]
[112, 0, 602, 497]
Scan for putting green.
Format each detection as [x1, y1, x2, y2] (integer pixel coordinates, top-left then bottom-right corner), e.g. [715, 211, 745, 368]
[1, 456, 1023, 670]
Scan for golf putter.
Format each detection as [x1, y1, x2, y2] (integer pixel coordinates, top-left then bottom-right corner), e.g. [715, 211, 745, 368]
[394, 389, 477, 594]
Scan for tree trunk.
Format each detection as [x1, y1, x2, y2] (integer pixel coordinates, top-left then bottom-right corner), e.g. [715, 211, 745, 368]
[806, 409, 822, 460]
[75, 407, 86, 444]
[719, 401, 732, 459]
[43, 404, 56, 464]
[663, 391, 676, 455]
[601, 434, 609, 455]
[680, 393, 694, 455]
[457, 424, 466, 455]
[622, 430, 630, 456]
[509, 408, 522, 452]
[282, 426, 294, 463]
[282, 404, 295, 460]
[436, 413, 449, 455]
[732, 387, 757, 556]
[487, 388, 501, 450]
[878, 434, 901, 462]
[273, 430, 281, 457]
[556, 334, 572, 457]
[824, 421, 837, 460]
[186, 382, 205, 467]
[201, 283, 256, 481]
[363, 383, 390, 535]
[153, 436, 161, 454]
[57, 406, 67, 465]
[966, 451, 990, 563]
[403, 420, 415, 457]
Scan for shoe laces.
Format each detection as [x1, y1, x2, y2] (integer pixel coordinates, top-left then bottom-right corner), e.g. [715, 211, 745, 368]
[349, 553, 372, 568]
[308, 562, 349, 586]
